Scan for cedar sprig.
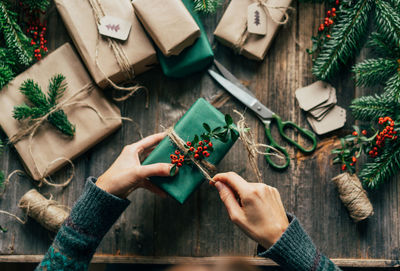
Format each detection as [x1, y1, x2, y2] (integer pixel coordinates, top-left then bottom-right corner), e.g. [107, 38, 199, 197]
[193, 0, 221, 14]
[13, 74, 76, 137]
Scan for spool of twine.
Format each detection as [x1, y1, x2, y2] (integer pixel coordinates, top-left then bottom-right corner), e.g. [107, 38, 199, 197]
[18, 189, 70, 232]
[332, 173, 374, 223]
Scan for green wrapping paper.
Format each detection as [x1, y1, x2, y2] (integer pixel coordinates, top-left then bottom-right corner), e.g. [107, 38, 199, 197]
[142, 98, 237, 203]
[157, 0, 214, 78]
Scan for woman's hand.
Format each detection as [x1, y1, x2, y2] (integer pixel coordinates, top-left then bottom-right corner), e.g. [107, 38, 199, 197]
[212, 172, 289, 249]
[96, 132, 176, 198]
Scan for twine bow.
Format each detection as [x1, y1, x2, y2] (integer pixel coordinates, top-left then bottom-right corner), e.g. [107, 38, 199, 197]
[87, 0, 148, 104]
[235, 0, 292, 54]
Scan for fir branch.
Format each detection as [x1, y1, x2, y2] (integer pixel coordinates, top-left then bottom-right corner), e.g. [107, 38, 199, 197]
[367, 32, 400, 58]
[0, 2, 33, 68]
[375, 0, 400, 49]
[20, 0, 50, 12]
[193, 0, 221, 14]
[383, 73, 400, 101]
[350, 94, 398, 121]
[312, 0, 373, 80]
[360, 141, 400, 189]
[352, 58, 398, 87]
[13, 74, 76, 137]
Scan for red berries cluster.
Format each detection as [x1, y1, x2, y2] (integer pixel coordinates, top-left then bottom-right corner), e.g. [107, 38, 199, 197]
[367, 117, 398, 158]
[19, 1, 48, 61]
[318, 6, 337, 38]
[169, 140, 213, 168]
[170, 150, 185, 168]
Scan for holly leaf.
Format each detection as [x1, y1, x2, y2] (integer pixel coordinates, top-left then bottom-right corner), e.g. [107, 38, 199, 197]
[170, 164, 177, 176]
[203, 123, 211, 132]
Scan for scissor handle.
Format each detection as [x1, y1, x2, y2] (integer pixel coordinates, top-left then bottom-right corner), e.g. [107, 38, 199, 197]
[273, 114, 318, 154]
[264, 123, 291, 170]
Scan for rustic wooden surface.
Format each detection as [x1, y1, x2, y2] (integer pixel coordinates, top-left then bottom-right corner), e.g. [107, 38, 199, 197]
[0, 0, 399, 268]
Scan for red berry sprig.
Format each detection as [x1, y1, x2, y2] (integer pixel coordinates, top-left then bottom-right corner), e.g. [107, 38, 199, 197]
[318, 7, 337, 38]
[368, 117, 398, 158]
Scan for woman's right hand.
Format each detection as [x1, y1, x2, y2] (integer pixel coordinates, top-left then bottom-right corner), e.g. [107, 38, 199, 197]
[212, 172, 289, 249]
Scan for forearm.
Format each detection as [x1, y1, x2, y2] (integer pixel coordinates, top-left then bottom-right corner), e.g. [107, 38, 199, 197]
[258, 214, 342, 271]
[36, 177, 130, 271]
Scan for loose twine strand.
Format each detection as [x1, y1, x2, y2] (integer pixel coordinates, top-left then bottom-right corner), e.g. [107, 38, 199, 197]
[332, 173, 374, 222]
[87, 0, 148, 105]
[235, 1, 296, 54]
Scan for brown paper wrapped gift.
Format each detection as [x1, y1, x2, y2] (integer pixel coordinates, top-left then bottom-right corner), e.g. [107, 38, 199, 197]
[214, 0, 292, 61]
[132, 0, 200, 57]
[55, 0, 157, 89]
[0, 43, 122, 181]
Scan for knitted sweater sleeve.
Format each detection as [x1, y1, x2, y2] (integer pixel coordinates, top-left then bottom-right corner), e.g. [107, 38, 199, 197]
[258, 214, 342, 271]
[36, 177, 130, 271]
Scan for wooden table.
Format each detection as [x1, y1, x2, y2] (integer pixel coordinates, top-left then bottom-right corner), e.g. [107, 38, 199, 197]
[0, 1, 399, 268]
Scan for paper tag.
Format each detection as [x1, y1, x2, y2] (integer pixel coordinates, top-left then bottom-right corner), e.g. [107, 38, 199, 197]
[98, 16, 132, 41]
[295, 81, 335, 111]
[247, 3, 267, 35]
[307, 106, 346, 135]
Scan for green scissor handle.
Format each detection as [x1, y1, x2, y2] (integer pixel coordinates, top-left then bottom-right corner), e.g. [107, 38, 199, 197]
[264, 114, 318, 170]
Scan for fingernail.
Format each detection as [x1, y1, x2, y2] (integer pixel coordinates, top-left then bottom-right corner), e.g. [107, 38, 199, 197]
[214, 181, 222, 191]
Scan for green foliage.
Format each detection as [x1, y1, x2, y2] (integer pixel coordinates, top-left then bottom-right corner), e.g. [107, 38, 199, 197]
[350, 93, 399, 122]
[367, 32, 400, 57]
[383, 73, 400, 101]
[13, 74, 76, 137]
[375, 0, 400, 49]
[193, 0, 221, 13]
[352, 58, 398, 87]
[312, 0, 373, 80]
[20, 0, 50, 12]
[360, 141, 400, 189]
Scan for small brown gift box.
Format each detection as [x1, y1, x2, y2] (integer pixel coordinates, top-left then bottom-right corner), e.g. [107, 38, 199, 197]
[214, 0, 292, 61]
[55, 0, 157, 88]
[132, 0, 201, 57]
[0, 43, 122, 181]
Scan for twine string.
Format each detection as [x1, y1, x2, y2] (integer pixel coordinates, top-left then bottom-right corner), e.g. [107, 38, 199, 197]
[332, 173, 374, 222]
[87, 0, 147, 103]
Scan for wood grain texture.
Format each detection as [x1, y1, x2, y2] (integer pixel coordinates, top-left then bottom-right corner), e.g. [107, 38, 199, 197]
[0, 0, 399, 267]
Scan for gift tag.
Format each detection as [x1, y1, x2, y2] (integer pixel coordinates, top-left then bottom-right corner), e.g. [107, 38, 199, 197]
[98, 16, 132, 41]
[247, 3, 267, 35]
[295, 81, 334, 111]
[307, 106, 346, 135]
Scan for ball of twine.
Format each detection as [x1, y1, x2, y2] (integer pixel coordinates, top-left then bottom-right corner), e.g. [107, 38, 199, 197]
[332, 173, 374, 223]
[18, 189, 70, 232]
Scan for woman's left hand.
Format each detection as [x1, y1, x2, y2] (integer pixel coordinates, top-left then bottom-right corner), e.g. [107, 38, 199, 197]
[96, 132, 176, 198]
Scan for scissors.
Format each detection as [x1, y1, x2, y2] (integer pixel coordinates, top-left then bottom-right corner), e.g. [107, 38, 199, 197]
[208, 60, 318, 170]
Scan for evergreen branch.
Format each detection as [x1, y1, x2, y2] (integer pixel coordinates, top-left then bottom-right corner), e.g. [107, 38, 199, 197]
[47, 74, 67, 106]
[20, 0, 50, 12]
[360, 141, 400, 189]
[0, 64, 15, 90]
[383, 73, 400, 101]
[0, 2, 33, 68]
[368, 32, 400, 58]
[312, 0, 373, 80]
[193, 0, 221, 13]
[13, 75, 76, 137]
[375, 0, 400, 49]
[350, 94, 398, 121]
[352, 58, 398, 87]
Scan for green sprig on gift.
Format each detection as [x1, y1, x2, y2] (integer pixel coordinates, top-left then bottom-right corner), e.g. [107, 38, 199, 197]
[193, 0, 221, 14]
[13, 74, 76, 137]
[332, 117, 400, 188]
[169, 114, 238, 176]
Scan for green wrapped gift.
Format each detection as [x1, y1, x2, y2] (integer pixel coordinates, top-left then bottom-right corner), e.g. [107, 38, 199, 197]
[142, 98, 237, 204]
[157, 0, 214, 78]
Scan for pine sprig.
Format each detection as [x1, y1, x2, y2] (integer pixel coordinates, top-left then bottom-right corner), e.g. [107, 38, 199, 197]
[360, 141, 400, 188]
[193, 0, 221, 14]
[367, 32, 400, 57]
[352, 58, 398, 87]
[375, 0, 400, 49]
[13, 74, 76, 137]
[312, 0, 373, 80]
[350, 94, 399, 121]
[383, 73, 400, 101]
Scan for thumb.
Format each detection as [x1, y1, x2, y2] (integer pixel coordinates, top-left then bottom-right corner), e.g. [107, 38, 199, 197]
[214, 181, 242, 221]
[139, 163, 177, 179]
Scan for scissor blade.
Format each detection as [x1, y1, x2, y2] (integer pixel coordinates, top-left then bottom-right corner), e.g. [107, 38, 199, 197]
[208, 69, 274, 120]
[214, 60, 256, 98]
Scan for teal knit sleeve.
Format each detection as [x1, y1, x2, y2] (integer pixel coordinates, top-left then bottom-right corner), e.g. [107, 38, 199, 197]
[36, 177, 130, 271]
[258, 214, 342, 271]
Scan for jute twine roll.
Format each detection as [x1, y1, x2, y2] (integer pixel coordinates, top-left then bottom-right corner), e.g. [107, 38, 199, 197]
[18, 189, 70, 232]
[332, 173, 374, 222]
